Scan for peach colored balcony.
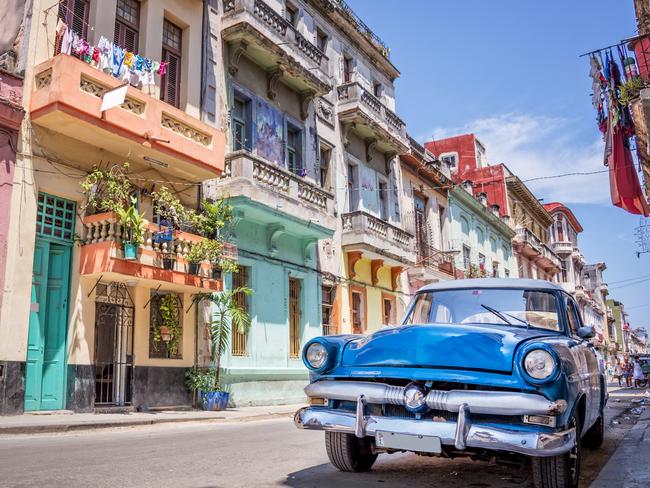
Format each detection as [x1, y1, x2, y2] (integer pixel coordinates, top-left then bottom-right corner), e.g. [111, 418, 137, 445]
[79, 213, 237, 292]
[30, 55, 226, 183]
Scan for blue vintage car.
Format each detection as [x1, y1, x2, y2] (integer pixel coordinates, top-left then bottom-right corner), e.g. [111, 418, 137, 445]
[295, 279, 606, 488]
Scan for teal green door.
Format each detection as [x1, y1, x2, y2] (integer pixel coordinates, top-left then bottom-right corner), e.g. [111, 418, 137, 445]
[25, 193, 75, 411]
[25, 239, 72, 410]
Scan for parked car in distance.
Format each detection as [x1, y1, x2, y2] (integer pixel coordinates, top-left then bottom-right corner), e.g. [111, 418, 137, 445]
[295, 279, 606, 488]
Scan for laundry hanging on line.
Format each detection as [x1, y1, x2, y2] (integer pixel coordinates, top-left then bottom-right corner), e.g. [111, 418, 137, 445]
[55, 19, 168, 91]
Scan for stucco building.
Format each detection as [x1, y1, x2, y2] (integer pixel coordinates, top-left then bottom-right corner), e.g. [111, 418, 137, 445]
[399, 136, 455, 292]
[544, 202, 610, 355]
[426, 133, 562, 281]
[447, 183, 516, 278]
[0, 0, 229, 414]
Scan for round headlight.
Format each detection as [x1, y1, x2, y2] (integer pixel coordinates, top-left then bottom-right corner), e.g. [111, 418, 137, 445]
[305, 342, 328, 370]
[403, 383, 428, 413]
[524, 349, 556, 380]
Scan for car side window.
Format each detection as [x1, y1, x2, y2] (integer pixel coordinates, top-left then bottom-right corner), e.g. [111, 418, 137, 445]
[565, 295, 581, 337]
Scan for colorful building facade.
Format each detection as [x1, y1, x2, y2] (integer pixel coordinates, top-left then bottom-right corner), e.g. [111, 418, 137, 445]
[0, 0, 229, 414]
[447, 184, 516, 278]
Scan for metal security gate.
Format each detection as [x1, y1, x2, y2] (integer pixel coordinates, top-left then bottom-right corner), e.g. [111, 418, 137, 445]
[289, 278, 301, 359]
[94, 282, 134, 406]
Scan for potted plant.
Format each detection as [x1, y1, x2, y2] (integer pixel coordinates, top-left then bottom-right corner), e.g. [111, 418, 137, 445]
[187, 287, 252, 411]
[186, 240, 208, 276]
[115, 197, 145, 260]
[160, 252, 176, 270]
[151, 186, 188, 231]
[80, 163, 133, 215]
[152, 293, 181, 356]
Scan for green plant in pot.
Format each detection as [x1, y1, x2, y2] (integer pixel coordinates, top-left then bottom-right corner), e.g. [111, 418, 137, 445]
[187, 287, 252, 410]
[186, 239, 224, 277]
[152, 293, 181, 356]
[115, 198, 145, 260]
[80, 163, 133, 215]
[151, 186, 189, 230]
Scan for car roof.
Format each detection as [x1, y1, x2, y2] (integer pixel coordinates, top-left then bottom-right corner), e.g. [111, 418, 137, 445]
[418, 278, 565, 293]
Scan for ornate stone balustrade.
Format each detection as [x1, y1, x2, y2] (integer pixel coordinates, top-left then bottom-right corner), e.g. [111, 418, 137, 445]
[216, 150, 336, 231]
[336, 82, 408, 155]
[341, 210, 416, 265]
[221, 0, 329, 88]
[81, 213, 234, 284]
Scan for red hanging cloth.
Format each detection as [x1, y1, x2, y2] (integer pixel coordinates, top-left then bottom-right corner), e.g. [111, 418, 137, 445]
[606, 123, 650, 216]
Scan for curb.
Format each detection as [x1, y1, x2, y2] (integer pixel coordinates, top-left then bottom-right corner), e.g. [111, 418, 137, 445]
[0, 410, 296, 435]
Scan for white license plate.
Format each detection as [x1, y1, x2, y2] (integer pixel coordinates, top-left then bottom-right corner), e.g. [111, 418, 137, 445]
[375, 431, 442, 453]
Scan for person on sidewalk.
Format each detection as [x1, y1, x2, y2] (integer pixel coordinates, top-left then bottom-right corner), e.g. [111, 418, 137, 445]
[623, 357, 633, 387]
[614, 359, 624, 387]
[633, 357, 645, 388]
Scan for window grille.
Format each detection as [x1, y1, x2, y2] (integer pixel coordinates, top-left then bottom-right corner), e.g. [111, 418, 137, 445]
[36, 193, 76, 242]
[231, 267, 250, 356]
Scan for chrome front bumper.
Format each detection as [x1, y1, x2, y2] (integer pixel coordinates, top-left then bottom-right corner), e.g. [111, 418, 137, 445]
[304, 380, 567, 416]
[295, 403, 576, 457]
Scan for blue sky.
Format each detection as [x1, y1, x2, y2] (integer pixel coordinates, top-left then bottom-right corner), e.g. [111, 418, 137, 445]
[348, 0, 650, 325]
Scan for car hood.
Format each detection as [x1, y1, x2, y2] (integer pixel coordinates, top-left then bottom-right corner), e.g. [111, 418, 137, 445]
[341, 324, 553, 374]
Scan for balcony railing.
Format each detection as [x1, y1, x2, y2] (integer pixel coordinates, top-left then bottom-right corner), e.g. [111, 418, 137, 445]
[341, 210, 415, 263]
[30, 55, 225, 181]
[80, 213, 237, 289]
[222, 0, 328, 72]
[221, 150, 334, 213]
[330, 0, 390, 58]
[337, 82, 407, 150]
[514, 228, 543, 254]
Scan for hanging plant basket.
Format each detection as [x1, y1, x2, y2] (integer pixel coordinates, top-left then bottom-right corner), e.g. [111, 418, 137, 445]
[159, 325, 172, 343]
[188, 262, 201, 276]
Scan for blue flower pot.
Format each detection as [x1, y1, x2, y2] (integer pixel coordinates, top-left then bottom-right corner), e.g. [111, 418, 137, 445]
[123, 242, 138, 260]
[200, 390, 229, 411]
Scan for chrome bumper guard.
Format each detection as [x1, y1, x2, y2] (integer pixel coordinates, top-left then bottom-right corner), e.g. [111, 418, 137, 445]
[304, 380, 567, 416]
[295, 399, 576, 457]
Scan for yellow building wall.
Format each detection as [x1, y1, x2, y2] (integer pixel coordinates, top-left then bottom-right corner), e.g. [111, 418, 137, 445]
[339, 253, 409, 335]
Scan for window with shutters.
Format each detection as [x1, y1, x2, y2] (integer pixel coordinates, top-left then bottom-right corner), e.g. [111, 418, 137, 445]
[321, 285, 336, 336]
[114, 0, 140, 53]
[161, 19, 183, 108]
[286, 124, 303, 176]
[56, 0, 90, 53]
[232, 93, 251, 151]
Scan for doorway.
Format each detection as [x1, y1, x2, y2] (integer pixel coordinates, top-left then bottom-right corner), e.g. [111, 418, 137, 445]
[24, 193, 75, 411]
[289, 278, 301, 359]
[94, 282, 134, 406]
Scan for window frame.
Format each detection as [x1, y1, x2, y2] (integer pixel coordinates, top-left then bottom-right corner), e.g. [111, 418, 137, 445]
[232, 92, 252, 151]
[285, 121, 303, 176]
[321, 285, 337, 336]
[114, 0, 140, 53]
[161, 18, 183, 108]
[231, 266, 251, 357]
[149, 291, 183, 360]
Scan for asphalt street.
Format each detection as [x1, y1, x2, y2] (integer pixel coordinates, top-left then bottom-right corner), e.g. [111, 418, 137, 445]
[0, 386, 644, 488]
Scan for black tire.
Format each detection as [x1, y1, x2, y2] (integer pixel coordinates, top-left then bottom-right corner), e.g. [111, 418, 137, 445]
[582, 414, 604, 449]
[531, 413, 581, 488]
[325, 431, 378, 472]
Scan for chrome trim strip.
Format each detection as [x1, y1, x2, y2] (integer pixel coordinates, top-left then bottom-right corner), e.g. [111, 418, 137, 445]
[304, 381, 567, 416]
[355, 395, 366, 438]
[294, 406, 576, 457]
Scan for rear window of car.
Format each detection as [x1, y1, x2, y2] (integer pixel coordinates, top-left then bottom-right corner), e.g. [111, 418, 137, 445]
[405, 288, 561, 332]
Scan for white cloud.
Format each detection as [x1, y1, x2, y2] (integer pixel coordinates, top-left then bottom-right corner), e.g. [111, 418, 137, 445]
[422, 113, 608, 205]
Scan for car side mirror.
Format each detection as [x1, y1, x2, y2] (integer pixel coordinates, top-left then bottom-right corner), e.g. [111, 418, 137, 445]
[577, 326, 595, 339]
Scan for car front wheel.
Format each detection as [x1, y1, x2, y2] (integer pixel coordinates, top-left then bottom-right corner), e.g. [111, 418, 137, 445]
[582, 414, 604, 449]
[531, 414, 581, 488]
[325, 431, 378, 472]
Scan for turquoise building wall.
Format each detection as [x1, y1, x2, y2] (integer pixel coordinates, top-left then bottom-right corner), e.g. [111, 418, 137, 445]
[220, 206, 326, 406]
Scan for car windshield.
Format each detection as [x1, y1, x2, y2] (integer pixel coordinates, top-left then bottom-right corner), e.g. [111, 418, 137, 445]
[404, 288, 561, 332]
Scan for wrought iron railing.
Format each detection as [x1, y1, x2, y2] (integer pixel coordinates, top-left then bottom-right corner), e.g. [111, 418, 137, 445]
[330, 0, 390, 58]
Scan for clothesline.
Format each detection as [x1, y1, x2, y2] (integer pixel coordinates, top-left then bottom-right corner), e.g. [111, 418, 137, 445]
[55, 19, 167, 91]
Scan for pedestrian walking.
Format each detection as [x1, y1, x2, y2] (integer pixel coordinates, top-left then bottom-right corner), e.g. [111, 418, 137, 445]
[633, 356, 644, 388]
[614, 360, 624, 386]
[623, 357, 633, 387]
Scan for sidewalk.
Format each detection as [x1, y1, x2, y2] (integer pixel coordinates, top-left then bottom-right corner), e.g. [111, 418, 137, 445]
[591, 393, 650, 488]
[0, 403, 302, 435]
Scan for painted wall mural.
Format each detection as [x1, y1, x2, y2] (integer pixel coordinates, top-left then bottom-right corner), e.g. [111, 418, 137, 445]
[255, 99, 285, 167]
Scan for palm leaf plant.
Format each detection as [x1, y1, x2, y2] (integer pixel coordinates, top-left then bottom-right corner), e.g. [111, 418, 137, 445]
[186, 287, 252, 394]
